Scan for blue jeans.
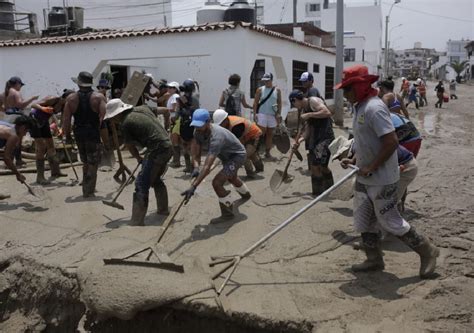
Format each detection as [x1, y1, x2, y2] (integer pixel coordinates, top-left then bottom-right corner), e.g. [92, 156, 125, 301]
[135, 150, 172, 197]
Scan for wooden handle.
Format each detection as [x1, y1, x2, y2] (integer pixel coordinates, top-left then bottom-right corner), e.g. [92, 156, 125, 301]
[110, 122, 124, 164]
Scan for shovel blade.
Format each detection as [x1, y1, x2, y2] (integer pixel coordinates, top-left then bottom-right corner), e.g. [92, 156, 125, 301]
[270, 169, 294, 193]
[102, 200, 125, 210]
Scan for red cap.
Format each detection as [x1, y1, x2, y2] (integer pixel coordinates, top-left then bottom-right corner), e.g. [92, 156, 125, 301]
[334, 65, 379, 90]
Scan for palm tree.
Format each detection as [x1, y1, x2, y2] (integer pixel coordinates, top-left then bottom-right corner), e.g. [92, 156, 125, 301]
[449, 60, 469, 83]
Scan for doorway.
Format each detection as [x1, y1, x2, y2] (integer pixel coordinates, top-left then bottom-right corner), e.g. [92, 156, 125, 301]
[110, 66, 128, 99]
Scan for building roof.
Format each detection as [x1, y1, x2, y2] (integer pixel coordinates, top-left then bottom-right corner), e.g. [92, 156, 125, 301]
[0, 21, 335, 55]
[264, 22, 330, 38]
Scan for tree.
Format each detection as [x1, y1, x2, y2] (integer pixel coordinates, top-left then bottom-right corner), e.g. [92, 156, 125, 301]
[449, 60, 469, 83]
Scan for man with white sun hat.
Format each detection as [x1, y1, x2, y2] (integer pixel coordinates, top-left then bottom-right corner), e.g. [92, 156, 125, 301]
[105, 98, 172, 226]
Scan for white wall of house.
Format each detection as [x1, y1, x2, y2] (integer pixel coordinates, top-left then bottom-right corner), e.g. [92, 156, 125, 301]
[343, 35, 365, 68]
[446, 39, 470, 63]
[0, 26, 335, 119]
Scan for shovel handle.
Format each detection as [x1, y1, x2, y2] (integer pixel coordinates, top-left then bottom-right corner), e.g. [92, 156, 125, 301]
[111, 161, 142, 202]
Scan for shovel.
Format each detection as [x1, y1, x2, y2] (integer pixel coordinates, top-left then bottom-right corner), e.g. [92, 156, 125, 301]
[270, 132, 303, 193]
[102, 161, 141, 210]
[61, 139, 79, 186]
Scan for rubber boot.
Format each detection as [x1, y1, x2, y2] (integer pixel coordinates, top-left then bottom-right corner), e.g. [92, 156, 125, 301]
[253, 158, 264, 173]
[154, 183, 169, 215]
[218, 202, 234, 220]
[83, 164, 98, 197]
[169, 146, 181, 168]
[131, 192, 148, 226]
[322, 171, 334, 191]
[399, 227, 440, 278]
[35, 159, 49, 185]
[311, 176, 325, 196]
[351, 233, 385, 272]
[244, 160, 256, 178]
[183, 153, 192, 173]
[48, 155, 67, 178]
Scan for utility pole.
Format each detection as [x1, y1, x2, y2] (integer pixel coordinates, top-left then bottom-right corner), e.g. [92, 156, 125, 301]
[333, 0, 344, 126]
[293, 0, 297, 27]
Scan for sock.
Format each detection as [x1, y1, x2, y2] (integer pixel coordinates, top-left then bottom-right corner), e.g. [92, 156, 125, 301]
[234, 183, 250, 194]
[218, 194, 233, 207]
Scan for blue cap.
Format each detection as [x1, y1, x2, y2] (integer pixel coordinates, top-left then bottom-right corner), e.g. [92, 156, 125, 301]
[190, 108, 210, 128]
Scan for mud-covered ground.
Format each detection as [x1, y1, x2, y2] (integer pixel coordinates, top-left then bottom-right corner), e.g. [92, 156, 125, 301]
[0, 82, 472, 332]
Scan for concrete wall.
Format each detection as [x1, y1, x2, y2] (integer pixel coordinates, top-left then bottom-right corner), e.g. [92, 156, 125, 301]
[0, 26, 335, 119]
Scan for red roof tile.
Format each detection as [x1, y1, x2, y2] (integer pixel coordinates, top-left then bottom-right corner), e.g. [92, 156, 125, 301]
[0, 21, 334, 54]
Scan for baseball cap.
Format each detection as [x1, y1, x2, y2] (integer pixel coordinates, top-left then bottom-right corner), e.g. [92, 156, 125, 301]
[299, 72, 313, 82]
[261, 73, 273, 81]
[167, 81, 180, 90]
[190, 108, 210, 128]
[9, 76, 25, 86]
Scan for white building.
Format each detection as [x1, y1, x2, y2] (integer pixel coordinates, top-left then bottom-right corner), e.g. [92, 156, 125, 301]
[0, 22, 336, 118]
[263, 0, 382, 74]
[446, 39, 470, 64]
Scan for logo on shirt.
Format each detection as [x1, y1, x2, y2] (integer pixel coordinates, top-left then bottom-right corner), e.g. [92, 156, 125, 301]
[357, 114, 365, 124]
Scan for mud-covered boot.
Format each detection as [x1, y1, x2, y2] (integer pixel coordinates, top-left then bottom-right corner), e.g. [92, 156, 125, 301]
[35, 159, 49, 185]
[244, 160, 256, 178]
[352, 233, 385, 272]
[131, 192, 148, 226]
[399, 227, 440, 278]
[83, 164, 98, 197]
[48, 155, 67, 178]
[311, 176, 325, 196]
[183, 153, 192, 173]
[253, 158, 264, 173]
[322, 171, 334, 191]
[169, 146, 181, 168]
[154, 183, 169, 215]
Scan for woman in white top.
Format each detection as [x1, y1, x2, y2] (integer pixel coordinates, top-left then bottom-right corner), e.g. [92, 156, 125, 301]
[167, 82, 183, 168]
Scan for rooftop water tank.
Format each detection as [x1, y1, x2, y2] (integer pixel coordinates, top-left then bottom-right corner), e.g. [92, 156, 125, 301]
[0, 0, 15, 31]
[48, 7, 67, 27]
[197, 1, 226, 25]
[224, 1, 255, 23]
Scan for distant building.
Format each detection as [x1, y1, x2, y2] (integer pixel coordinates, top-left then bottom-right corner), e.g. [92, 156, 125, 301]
[446, 39, 470, 63]
[464, 41, 474, 81]
[263, 0, 383, 74]
[391, 43, 438, 79]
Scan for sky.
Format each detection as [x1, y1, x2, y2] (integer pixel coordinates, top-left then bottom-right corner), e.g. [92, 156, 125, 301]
[13, 0, 474, 51]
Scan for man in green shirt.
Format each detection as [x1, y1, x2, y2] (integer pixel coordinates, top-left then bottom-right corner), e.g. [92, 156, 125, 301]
[104, 99, 172, 226]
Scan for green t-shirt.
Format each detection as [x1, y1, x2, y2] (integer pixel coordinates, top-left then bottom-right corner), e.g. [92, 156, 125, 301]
[121, 105, 171, 159]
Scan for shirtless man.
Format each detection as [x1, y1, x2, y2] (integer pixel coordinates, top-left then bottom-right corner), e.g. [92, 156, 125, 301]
[63, 71, 106, 197]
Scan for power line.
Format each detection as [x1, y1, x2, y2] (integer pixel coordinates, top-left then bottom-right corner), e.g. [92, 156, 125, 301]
[85, 6, 201, 21]
[382, 1, 474, 23]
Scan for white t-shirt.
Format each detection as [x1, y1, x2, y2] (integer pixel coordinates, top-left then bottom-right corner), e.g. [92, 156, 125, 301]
[167, 93, 180, 117]
[353, 96, 399, 186]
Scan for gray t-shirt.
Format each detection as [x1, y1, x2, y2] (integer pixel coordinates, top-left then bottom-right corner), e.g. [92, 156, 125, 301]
[352, 96, 399, 186]
[194, 124, 246, 162]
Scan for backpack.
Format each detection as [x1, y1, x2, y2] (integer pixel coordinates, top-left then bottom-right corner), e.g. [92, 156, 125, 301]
[224, 89, 237, 115]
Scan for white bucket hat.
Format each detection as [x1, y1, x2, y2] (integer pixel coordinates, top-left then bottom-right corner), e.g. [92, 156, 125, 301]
[105, 98, 133, 120]
[329, 136, 354, 161]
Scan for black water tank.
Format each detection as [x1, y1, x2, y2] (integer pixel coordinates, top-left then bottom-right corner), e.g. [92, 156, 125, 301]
[0, 0, 15, 31]
[224, 1, 255, 23]
[48, 7, 67, 27]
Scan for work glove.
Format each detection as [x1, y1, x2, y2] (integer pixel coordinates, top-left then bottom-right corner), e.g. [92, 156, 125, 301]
[190, 167, 200, 178]
[181, 185, 196, 204]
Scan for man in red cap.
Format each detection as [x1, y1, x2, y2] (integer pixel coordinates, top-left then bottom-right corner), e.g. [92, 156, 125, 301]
[336, 65, 439, 279]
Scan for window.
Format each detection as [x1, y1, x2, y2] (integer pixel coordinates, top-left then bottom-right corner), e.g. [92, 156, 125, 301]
[313, 64, 320, 73]
[292, 60, 308, 90]
[309, 3, 321, 12]
[450, 56, 460, 63]
[344, 48, 356, 62]
[450, 44, 461, 52]
[325, 66, 334, 99]
[250, 59, 265, 98]
[362, 49, 365, 61]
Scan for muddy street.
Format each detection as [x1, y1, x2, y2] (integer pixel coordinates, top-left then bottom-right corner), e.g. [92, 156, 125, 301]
[0, 81, 473, 332]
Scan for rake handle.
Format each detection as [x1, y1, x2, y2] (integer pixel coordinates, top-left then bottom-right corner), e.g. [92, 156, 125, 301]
[111, 161, 142, 202]
[62, 140, 79, 181]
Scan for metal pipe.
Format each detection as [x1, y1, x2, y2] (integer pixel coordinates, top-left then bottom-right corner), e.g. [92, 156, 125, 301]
[240, 166, 359, 259]
[333, 0, 344, 126]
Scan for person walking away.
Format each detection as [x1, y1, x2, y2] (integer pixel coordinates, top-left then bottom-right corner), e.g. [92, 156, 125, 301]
[378, 79, 410, 118]
[335, 64, 439, 278]
[449, 80, 458, 99]
[3, 76, 39, 167]
[105, 99, 172, 226]
[182, 109, 250, 222]
[400, 77, 409, 102]
[213, 109, 264, 178]
[63, 71, 106, 198]
[177, 79, 200, 173]
[218, 74, 252, 117]
[289, 90, 335, 195]
[252, 73, 282, 160]
[299, 72, 323, 99]
[405, 83, 419, 110]
[434, 81, 445, 108]
[416, 78, 428, 106]
[0, 116, 32, 187]
[30, 91, 74, 184]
